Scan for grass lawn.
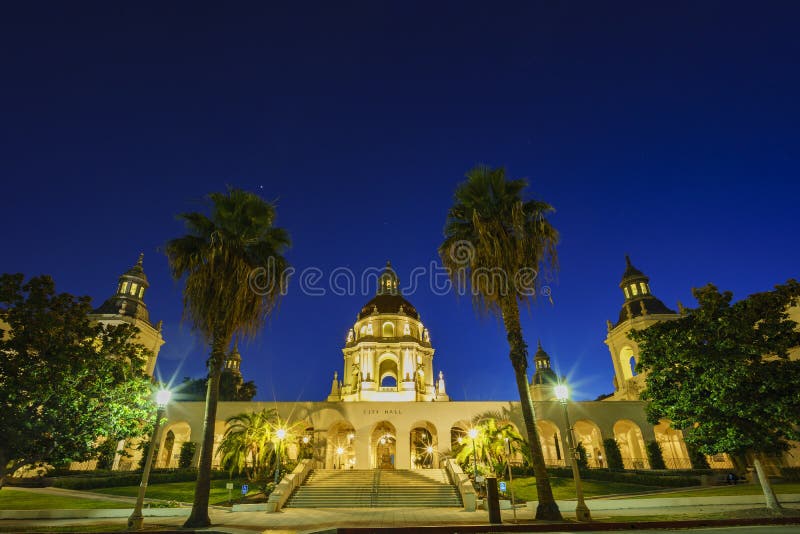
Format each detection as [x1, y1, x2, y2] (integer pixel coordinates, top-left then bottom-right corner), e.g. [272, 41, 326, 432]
[628, 482, 800, 498]
[0, 488, 125, 510]
[508, 476, 662, 501]
[91, 479, 249, 506]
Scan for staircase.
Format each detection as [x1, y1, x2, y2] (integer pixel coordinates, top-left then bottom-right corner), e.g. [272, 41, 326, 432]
[285, 468, 462, 508]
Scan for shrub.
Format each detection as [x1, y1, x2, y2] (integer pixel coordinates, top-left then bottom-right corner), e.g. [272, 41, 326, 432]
[575, 442, 589, 470]
[603, 438, 624, 470]
[95, 439, 118, 470]
[178, 442, 197, 469]
[687, 443, 711, 470]
[646, 441, 666, 470]
[780, 466, 800, 481]
[137, 439, 158, 471]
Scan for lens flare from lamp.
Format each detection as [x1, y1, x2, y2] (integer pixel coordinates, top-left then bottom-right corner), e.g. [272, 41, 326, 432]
[155, 389, 171, 407]
[555, 384, 569, 401]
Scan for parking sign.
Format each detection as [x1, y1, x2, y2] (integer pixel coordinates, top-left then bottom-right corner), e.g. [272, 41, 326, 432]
[241, 484, 249, 495]
[499, 481, 507, 492]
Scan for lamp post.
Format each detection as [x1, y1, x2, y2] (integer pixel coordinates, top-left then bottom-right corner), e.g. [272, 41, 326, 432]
[554, 384, 591, 522]
[467, 428, 479, 481]
[128, 388, 171, 530]
[274, 428, 286, 484]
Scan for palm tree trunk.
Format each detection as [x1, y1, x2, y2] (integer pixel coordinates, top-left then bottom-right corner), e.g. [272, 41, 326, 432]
[502, 299, 562, 521]
[184, 330, 227, 528]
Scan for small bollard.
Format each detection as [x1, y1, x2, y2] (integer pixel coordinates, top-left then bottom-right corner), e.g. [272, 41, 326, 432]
[486, 476, 501, 524]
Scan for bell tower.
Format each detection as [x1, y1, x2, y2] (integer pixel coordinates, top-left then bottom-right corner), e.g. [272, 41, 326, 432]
[604, 255, 678, 400]
[530, 341, 559, 401]
[89, 253, 164, 376]
[331, 261, 448, 402]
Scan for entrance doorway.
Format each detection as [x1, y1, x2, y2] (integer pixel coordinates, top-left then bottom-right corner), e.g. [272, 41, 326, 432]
[371, 421, 396, 469]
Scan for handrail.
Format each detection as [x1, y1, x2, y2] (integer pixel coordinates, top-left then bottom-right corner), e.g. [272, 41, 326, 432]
[444, 458, 476, 512]
[266, 459, 313, 512]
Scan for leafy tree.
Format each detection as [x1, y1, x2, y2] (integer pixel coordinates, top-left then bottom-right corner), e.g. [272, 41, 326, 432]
[646, 441, 666, 470]
[603, 438, 624, 469]
[178, 442, 197, 469]
[439, 165, 561, 520]
[178, 371, 257, 402]
[631, 281, 800, 511]
[165, 188, 290, 527]
[0, 274, 154, 487]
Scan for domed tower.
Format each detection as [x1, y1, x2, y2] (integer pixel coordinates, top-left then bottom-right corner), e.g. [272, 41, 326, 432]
[89, 254, 164, 376]
[604, 255, 678, 400]
[330, 261, 448, 402]
[225, 341, 242, 378]
[530, 341, 559, 401]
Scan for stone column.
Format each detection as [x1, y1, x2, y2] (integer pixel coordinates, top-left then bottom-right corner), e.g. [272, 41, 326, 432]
[395, 427, 411, 469]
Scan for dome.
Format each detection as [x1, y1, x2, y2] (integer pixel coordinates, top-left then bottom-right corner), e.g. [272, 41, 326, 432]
[357, 261, 420, 320]
[358, 294, 420, 320]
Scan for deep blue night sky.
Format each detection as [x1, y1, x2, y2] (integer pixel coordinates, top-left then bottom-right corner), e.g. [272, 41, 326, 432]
[2, 1, 798, 402]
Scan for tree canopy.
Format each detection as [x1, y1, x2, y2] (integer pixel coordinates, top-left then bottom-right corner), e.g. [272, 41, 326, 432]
[0, 274, 154, 485]
[631, 280, 800, 458]
[178, 371, 257, 402]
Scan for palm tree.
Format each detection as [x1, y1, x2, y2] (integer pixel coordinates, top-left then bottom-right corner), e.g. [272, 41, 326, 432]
[165, 188, 290, 527]
[453, 416, 526, 475]
[439, 165, 561, 520]
[217, 409, 279, 484]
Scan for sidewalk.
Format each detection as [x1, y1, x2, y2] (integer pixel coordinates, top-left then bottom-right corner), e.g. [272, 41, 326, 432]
[2, 489, 800, 533]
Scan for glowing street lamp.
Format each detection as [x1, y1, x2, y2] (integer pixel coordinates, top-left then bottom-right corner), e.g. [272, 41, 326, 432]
[555, 384, 592, 522]
[128, 388, 171, 530]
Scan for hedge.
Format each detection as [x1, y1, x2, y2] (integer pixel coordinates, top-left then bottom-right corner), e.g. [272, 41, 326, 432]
[49, 469, 228, 490]
[510, 465, 701, 487]
[780, 466, 800, 481]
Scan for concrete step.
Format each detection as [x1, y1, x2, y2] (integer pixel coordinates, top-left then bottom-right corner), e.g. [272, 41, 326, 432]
[285, 468, 462, 509]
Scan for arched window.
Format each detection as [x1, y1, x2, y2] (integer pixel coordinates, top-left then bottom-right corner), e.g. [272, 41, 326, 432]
[629, 355, 637, 376]
[623, 287, 630, 299]
[382, 322, 395, 337]
[129, 283, 138, 296]
[630, 284, 638, 296]
[640, 282, 648, 294]
[120, 281, 129, 294]
[138, 286, 145, 299]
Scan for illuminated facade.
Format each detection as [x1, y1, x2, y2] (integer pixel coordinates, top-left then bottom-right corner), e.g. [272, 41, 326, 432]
[99, 256, 795, 475]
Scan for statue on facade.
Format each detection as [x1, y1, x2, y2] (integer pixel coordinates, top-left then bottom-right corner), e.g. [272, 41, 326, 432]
[351, 361, 362, 392]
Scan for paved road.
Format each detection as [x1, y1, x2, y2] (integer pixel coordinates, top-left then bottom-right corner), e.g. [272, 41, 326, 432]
[570, 528, 800, 534]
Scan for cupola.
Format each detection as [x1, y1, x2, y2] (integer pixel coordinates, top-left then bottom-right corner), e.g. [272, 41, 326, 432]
[92, 253, 151, 323]
[615, 255, 675, 326]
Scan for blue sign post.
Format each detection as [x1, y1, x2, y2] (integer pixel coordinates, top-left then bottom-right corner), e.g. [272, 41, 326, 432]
[241, 484, 249, 495]
[499, 481, 507, 492]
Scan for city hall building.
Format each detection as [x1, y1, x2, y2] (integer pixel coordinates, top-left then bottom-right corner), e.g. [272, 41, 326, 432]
[94, 256, 798, 474]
